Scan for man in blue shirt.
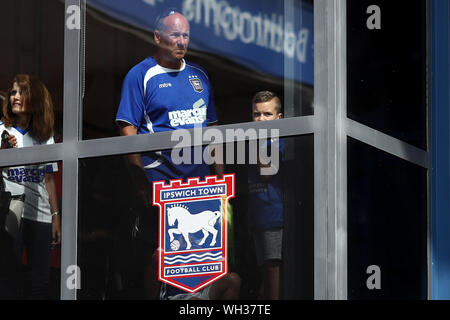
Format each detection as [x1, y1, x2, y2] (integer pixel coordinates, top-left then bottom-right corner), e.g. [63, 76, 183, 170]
[116, 9, 219, 184]
[115, 9, 237, 300]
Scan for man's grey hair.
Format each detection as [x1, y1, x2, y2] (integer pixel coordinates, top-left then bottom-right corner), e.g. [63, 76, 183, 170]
[154, 8, 180, 31]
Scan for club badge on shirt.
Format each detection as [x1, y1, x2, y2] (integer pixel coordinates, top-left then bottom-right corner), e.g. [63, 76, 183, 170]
[153, 174, 235, 293]
[188, 76, 204, 93]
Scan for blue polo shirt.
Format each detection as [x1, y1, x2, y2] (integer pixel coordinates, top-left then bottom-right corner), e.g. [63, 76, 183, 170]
[116, 57, 218, 182]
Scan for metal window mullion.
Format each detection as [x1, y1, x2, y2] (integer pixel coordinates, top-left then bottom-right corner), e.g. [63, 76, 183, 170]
[313, 0, 328, 300]
[334, 0, 347, 301]
[314, 0, 347, 300]
[60, 0, 83, 300]
[71, 116, 316, 159]
[346, 118, 429, 169]
[325, 0, 347, 301]
[0, 144, 63, 167]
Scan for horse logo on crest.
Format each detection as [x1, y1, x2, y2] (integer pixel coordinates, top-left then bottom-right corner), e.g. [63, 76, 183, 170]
[167, 204, 221, 249]
[153, 174, 235, 293]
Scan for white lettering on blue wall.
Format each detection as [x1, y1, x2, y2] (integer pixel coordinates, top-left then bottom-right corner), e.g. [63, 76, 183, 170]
[182, 0, 310, 63]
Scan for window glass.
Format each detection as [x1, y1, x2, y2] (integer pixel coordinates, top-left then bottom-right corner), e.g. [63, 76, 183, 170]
[82, 0, 314, 140]
[0, 0, 64, 141]
[0, 160, 62, 299]
[347, 137, 427, 299]
[77, 135, 313, 299]
[0, 0, 64, 295]
[347, 0, 427, 150]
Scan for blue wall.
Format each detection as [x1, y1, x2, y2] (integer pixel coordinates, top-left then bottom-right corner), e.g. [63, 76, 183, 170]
[87, 0, 314, 85]
[431, 0, 450, 300]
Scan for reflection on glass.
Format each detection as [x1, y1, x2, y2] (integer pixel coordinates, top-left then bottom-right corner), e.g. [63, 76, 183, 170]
[347, 138, 427, 299]
[0, 0, 64, 142]
[83, 0, 314, 140]
[77, 135, 313, 300]
[347, 1, 427, 149]
[0, 160, 62, 300]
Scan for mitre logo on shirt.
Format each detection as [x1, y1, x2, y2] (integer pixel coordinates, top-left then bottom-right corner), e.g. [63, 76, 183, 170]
[159, 82, 172, 89]
[188, 75, 203, 93]
[168, 99, 207, 127]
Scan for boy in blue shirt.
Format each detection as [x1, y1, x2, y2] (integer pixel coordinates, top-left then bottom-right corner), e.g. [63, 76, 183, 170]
[248, 91, 284, 300]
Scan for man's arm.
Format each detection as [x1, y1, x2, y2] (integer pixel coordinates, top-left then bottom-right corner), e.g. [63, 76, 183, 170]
[118, 122, 151, 206]
[118, 122, 145, 169]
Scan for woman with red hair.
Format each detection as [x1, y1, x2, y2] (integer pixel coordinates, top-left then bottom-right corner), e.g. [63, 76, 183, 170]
[1, 74, 60, 299]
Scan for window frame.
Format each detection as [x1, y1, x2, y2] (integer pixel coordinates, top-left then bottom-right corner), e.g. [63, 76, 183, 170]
[0, 0, 431, 300]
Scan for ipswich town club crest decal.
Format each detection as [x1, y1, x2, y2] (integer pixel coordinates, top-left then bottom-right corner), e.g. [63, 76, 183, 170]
[153, 174, 235, 293]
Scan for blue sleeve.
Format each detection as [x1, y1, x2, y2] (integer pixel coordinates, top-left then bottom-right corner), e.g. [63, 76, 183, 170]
[279, 138, 285, 161]
[115, 66, 145, 128]
[45, 163, 59, 173]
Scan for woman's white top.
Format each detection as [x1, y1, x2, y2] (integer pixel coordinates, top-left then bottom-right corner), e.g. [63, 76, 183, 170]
[1, 122, 58, 223]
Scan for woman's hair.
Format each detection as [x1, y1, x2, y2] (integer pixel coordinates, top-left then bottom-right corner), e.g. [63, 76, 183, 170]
[2, 74, 54, 143]
[0, 91, 5, 119]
